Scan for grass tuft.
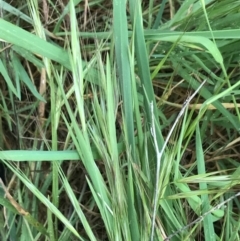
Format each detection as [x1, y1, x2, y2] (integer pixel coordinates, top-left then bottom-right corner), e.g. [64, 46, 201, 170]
[0, 0, 240, 240]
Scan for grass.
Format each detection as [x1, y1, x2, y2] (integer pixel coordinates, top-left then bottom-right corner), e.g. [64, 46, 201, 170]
[0, 0, 240, 240]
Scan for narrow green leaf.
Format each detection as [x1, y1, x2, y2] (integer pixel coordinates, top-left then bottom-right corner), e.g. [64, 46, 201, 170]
[0, 18, 71, 70]
[113, 0, 135, 151]
[147, 35, 223, 65]
[196, 124, 216, 241]
[0, 1, 32, 23]
[24, 213, 49, 236]
[113, 1, 139, 240]
[12, 53, 45, 101]
[0, 59, 19, 98]
[12, 45, 44, 69]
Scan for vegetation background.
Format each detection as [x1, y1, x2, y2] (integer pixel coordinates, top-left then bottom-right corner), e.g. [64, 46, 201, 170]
[0, 0, 240, 240]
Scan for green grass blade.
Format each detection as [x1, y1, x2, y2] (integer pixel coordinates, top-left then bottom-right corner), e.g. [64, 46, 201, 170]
[113, 0, 135, 152]
[129, 0, 164, 142]
[0, 18, 71, 70]
[0, 1, 32, 23]
[113, 1, 139, 239]
[196, 124, 216, 241]
[1, 160, 81, 240]
[11, 53, 45, 101]
[58, 165, 97, 241]
[0, 59, 18, 98]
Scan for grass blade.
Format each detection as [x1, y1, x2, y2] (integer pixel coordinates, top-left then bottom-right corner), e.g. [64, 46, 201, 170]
[196, 124, 216, 241]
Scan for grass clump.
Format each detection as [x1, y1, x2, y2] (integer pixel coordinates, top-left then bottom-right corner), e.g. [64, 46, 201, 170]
[0, 0, 240, 240]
